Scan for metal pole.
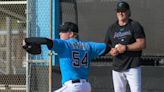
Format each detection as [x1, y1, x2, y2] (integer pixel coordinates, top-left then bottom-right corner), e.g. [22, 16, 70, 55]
[49, 0, 53, 92]
[6, 17, 12, 74]
[0, 1, 27, 5]
[26, 0, 30, 91]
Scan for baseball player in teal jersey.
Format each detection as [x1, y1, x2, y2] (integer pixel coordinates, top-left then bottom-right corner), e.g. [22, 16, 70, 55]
[23, 22, 111, 92]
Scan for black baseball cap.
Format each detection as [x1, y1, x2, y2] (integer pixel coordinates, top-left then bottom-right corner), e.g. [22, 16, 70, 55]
[116, 1, 130, 11]
[59, 22, 78, 33]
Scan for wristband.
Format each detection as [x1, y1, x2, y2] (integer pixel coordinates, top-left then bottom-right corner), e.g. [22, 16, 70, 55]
[125, 45, 128, 51]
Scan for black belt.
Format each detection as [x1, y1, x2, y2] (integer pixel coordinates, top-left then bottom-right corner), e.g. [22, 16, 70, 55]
[72, 80, 81, 83]
[72, 79, 88, 83]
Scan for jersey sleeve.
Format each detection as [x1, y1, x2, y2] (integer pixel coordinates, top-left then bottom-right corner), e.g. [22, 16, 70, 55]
[89, 42, 107, 58]
[133, 22, 146, 39]
[51, 39, 66, 53]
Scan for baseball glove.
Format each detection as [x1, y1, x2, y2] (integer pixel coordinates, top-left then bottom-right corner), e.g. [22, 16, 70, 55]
[22, 38, 41, 55]
[22, 37, 53, 55]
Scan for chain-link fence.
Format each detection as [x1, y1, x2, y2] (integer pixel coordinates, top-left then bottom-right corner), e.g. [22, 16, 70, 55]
[27, 0, 51, 92]
[0, 0, 26, 92]
[1, 0, 164, 92]
[27, 60, 49, 92]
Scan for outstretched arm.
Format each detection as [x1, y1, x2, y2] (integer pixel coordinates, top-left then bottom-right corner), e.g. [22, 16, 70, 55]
[22, 37, 53, 55]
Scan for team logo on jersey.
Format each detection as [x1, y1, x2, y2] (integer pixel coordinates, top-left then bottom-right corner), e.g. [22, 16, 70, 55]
[113, 30, 131, 39]
[120, 28, 125, 32]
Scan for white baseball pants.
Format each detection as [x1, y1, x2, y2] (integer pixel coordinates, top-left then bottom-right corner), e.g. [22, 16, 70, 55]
[54, 79, 91, 92]
[112, 67, 141, 92]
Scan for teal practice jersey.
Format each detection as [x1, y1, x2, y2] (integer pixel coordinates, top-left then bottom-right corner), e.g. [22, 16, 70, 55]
[52, 38, 106, 84]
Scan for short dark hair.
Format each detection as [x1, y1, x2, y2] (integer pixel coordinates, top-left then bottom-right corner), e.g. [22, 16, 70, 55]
[59, 22, 78, 33]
